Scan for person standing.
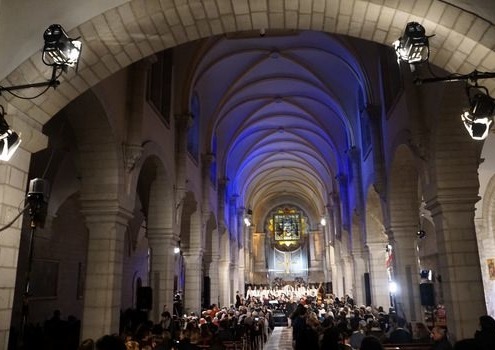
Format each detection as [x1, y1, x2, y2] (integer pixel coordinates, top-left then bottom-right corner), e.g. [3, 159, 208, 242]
[431, 326, 452, 350]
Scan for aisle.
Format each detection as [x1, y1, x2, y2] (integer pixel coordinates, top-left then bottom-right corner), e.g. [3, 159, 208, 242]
[265, 327, 293, 350]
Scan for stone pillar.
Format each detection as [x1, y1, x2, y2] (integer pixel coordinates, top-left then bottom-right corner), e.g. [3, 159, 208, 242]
[427, 195, 486, 338]
[0, 106, 47, 348]
[342, 254, 354, 297]
[147, 232, 176, 322]
[0, 152, 32, 348]
[182, 250, 203, 314]
[389, 226, 422, 322]
[367, 242, 390, 309]
[366, 105, 386, 199]
[175, 114, 192, 202]
[207, 253, 220, 306]
[352, 250, 368, 305]
[81, 207, 132, 340]
[309, 230, 317, 268]
[218, 259, 231, 307]
[330, 241, 344, 297]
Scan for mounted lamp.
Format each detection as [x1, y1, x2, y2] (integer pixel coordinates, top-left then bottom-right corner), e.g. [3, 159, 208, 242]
[394, 22, 495, 140]
[393, 22, 430, 65]
[461, 89, 495, 140]
[0, 106, 21, 161]
[42, 24, 82, 69]
[0, 24, 82, 160]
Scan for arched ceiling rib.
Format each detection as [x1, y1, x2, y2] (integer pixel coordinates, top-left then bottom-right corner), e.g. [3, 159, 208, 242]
[192, 31, 371, 218]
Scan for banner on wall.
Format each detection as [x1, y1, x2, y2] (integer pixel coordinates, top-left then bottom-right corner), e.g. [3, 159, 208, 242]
[487, 258, 495, 280]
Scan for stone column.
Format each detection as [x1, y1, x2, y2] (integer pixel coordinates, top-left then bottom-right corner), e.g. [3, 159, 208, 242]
[330, 241, 343, 297]
[207, 252, 220, 306]
[0, 107, 47, 348]
[80, 207, 132, 340]
[427, 194, 486, 338]
[367, 242, 390, 309]
[342, 254, 354, 297]
[218, 258, 231, 307]
[182, 250, 203, 314]
[352, 249, 368, 305]
[147, 232, 177, 322]
[389, 226, 422, 322]
[366, 105, 386, 199]
[174, 114, 192, 202]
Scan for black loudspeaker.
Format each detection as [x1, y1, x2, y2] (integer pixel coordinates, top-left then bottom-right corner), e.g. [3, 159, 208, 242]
[364, 273, 372, 306]
[136, 286, 152, 310]
[203, 276, 211, 308]
[419, 283, 435, 306]
[326, 282, 333, 294]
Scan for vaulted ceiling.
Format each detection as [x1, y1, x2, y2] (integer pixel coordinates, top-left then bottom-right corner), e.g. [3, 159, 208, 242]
[190, 31, 381, 219]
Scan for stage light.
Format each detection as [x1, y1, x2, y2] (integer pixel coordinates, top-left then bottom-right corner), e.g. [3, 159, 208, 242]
[42, 24, 82, 69]
[0, 24, 82, 99]
[393, 22, 429, 64]
[461, 91, 495, 140]
[0, 106, 21, 161]
[394, 22, 495, 140]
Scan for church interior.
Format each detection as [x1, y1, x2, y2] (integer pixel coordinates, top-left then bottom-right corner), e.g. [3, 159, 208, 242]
[1, 1, 495, 348]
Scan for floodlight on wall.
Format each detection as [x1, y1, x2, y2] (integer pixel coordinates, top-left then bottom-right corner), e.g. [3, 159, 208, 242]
[393, 22, 430, 65]
[394, 22, 495, 140]
[244, 208, 253, 227]
[461, 87, 495, 140]
[0, 24, 82, 98]
[320, 217, 327, 226]
[0, 105, 21, 161]
[42, 24, 82, 69]
[0, 24, 81, 161]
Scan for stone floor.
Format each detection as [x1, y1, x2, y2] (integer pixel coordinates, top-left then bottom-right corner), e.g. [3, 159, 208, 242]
[265, 327, 293, 350]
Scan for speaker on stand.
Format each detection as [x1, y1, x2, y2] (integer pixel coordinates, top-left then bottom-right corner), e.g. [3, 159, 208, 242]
[136, 286, 153, 310]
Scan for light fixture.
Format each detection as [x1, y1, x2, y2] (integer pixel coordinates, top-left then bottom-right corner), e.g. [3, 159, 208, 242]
[0, 24, 82, 162]
[174, 247, 181, 254]
[42, 24, 82, 69]
[0, 24, 82, 97]
[244, 208, 253, 227]
[389, 281, 398, 294]
[393, 22, 430, 65]
[244, 217, 252, 227]
[417, 229, 426, 239]
[0, 106, 21, 161]
[320, 217, 327, 226]
[394, 22, 495, 140]
[461, 88, 495, 140]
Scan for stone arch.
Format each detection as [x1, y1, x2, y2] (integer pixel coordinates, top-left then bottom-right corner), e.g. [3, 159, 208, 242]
[62, 90, 124, 205]
[2, 1, 494, 155]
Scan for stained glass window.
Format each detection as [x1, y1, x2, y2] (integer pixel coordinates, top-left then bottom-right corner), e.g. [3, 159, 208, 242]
[273, 209, 301, 241]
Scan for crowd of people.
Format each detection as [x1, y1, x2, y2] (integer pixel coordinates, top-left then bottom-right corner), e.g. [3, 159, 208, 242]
[13, 286, 495, 350]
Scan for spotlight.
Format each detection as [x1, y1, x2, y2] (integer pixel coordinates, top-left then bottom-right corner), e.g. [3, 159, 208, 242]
[0, 24, 82, 99]
[174, 247, 181, 254]
[244, 217, 252, 227]
[393, 22, 430, 64]
[389, 281, 398, 294]
[244, 208, 253, 226]
[42, 24, 82, 69]
[320, 217, 327, 226]
[0, 106, 21, 161]
[417, 229, 426, 239]
[461, 90, 495, 140]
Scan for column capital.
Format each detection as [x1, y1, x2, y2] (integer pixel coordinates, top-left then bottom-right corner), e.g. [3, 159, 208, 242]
[80, 202, 133, 224]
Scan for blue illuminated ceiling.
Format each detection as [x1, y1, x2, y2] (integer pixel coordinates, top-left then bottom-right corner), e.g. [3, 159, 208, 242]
[191, 31, 373, 219]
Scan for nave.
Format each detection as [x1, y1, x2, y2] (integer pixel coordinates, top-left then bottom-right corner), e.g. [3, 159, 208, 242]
[264, 327, 292, 350]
